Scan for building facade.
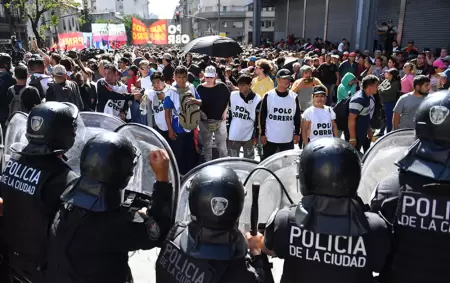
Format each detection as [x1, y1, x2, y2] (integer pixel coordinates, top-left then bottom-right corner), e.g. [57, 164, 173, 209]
[0, 4, 27, 50]
[88, 0, 149, 18]
[26, 5, 81, 48]
[192, 0, 275, 42]
[244, 4, 275, 43]
[268, 0, 450, 51]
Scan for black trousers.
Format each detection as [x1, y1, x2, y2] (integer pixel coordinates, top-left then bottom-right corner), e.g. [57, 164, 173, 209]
[262, 141, 294, 161]
[168, 131, 198, 175]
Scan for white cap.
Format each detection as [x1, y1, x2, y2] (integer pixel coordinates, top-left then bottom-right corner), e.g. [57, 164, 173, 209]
[204, 66, 216, 78]
[53, 64, 67, 76]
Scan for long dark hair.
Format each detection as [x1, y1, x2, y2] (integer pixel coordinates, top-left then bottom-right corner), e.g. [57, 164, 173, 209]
[388, 68, 400, 81]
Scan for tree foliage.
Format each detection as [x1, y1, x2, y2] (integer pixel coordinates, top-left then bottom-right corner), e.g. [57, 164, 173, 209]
[6, 0, 81, 46]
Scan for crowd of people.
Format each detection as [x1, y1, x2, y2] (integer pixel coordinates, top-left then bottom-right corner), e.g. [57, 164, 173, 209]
[1, 38, 449, 174]
[0, 33, 449, 283]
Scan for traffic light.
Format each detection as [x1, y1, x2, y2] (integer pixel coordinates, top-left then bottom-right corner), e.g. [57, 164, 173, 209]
[175, 11, 180, 22]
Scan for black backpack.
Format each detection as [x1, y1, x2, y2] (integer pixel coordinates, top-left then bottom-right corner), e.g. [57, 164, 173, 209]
[333, 91, 352, 131]
[29, 75, 45, 100]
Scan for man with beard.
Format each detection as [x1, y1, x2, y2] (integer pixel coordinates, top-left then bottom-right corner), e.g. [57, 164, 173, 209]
[393, 75, 430, 130]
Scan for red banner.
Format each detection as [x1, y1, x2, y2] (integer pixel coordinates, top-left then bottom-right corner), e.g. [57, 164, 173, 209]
[149, 20, 168, 45]
[58, 32, 84, 50]
[132, 17, 149, 45]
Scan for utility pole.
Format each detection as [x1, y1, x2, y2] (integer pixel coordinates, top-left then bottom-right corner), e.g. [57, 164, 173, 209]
[217, 0, 221, 34]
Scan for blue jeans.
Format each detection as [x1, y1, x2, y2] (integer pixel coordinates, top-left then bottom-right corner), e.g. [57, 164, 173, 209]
[383, 101, 395, 133]
[130, 100, 147, 125]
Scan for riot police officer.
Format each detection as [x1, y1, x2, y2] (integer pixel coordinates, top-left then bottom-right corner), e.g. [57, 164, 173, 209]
[371, 90, 450, 283]
[248, 137, 391, 283]
[155, 165, 265, 283]
[0, 101, 79, 283]
[46, 132, 174, 283]
[0, 53, 15, 136]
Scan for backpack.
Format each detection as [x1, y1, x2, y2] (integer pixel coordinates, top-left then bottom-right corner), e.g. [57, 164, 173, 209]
[8, 86, 31, 115]
[29, 76, 45, 100]
[333, 91, 352, 131]
[177, 86, 200, 130]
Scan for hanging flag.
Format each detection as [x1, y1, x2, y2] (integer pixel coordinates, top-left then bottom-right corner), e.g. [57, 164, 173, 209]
[131, 17, 149, 45]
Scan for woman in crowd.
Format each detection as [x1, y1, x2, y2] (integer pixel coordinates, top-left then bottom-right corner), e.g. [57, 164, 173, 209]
[183, 52, 193, 68]
[430, 60, 446, 93]
[291, 65, 325, 111]
[301, 85, 338, 146]
[400, 62, 415, 94]
[378, 68, 401, 134]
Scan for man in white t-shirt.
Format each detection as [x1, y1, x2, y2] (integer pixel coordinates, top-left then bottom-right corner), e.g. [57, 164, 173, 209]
[147, 71, 169, 140]
[302, 85, 338, 146]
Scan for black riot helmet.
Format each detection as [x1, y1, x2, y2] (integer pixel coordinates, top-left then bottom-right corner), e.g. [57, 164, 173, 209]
[415, 90, 450, 145]
[80, 132, 138, 190]
[188, 166, 245, 230]
[0, 53, 11, 69]
[299, 137, 361, 198]
[26, 102, 78, 152]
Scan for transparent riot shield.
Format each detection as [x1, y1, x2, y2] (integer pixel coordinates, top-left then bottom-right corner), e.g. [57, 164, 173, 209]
[114, 123, 180, 212]
[116, 124, 180, 283]
[65, 112, 125, 173]
[243, 149, 302, 232]
[175, 158, 259, 233]
[358, 129, 416, 204]
[2, 112, 28, 171]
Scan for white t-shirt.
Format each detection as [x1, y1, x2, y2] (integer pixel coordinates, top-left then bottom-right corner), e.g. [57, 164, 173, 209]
[303, 105, 336, 141]
[148, 86, 169, 131]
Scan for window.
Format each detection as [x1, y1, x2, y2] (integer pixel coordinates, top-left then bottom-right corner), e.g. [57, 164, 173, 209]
[249, 21, 253, 27]
[248, 4, 253, 11]
[222, 21, 227, 28]
[222, 6, 227, 12]
[233, 21, 243, 28]
[72, 18, 75, 28]
[63, 20, 66, 31]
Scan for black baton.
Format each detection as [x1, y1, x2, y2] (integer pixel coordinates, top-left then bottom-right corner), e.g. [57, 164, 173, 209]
[250, 182, 260, 236]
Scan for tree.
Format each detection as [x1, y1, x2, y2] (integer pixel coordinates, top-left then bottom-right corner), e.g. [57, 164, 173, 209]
[6, 0, 81, 46]
[80, 0, 92, 32]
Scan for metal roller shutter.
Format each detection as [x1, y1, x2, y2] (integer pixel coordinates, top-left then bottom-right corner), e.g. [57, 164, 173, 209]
[401, 0, 450, 51]
[304, 0, 326, 40]
[274, 0, 287, 41]
[326, 0, 356, 45]
[288, 0, 304, 38]
[374, 0, 401, 47]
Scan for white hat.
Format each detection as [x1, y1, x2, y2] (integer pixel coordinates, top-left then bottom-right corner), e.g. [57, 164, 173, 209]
[204, 66, 216, 78]
[53, 64, 67, 76]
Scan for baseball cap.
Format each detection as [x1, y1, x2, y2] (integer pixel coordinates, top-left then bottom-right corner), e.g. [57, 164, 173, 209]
[349, 52, 357, 57]
[313, 85, 327, 96]
[204, 66, 217, 78]
[249, 56, 257, 62]
[442, 55, 450, 64]
[163, 53, 172, 60]
[343, 51, 349, 56]
[53, 64, 67, 76]
[433, 60, 447, 69]
[438, 69, 450, 78]
[276, 68, 292, 78]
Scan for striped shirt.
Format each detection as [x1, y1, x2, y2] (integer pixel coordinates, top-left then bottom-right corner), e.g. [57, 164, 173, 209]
[349, 90, 375, 139]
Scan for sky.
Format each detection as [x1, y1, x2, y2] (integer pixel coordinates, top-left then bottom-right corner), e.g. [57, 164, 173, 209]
[148, 0, 179, 19]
